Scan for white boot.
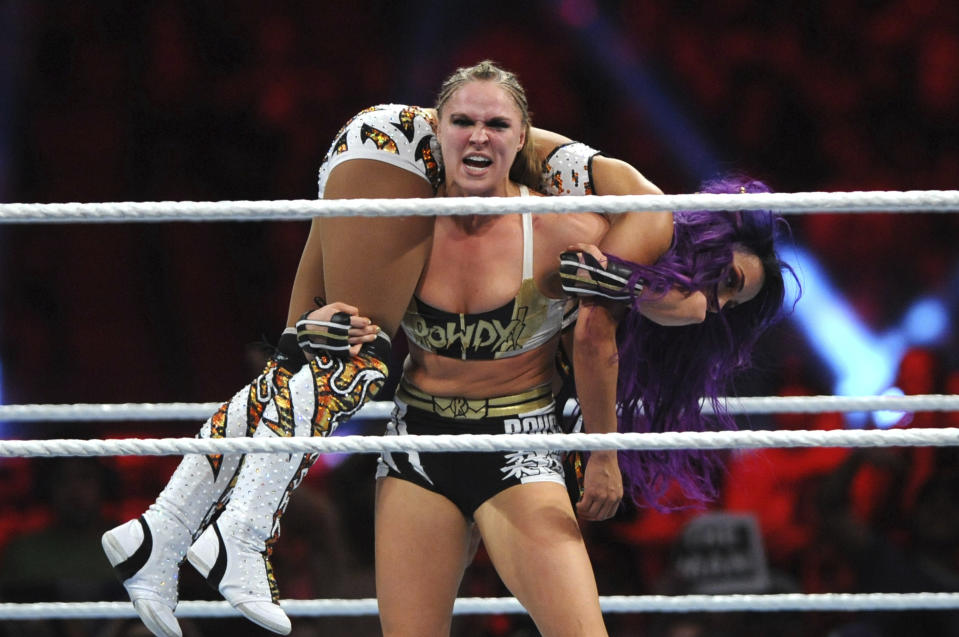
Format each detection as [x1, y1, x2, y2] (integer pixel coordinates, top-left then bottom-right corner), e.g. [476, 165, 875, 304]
[103, 348, 299, 637]
[186, 446, 310, 636]
[188, 339, 389, 634]
[102, 515, 188, 637]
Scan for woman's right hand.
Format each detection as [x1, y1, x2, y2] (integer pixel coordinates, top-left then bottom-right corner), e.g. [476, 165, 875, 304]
[577, 450, 623, 521]
[565, 242, 607, 267]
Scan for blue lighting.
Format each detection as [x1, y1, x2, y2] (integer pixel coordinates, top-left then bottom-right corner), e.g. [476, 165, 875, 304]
[786, 247, 900, 396]
[873, 386, 909, 429]
[551, 0, 720, 181]
[787, 246, 956, 428]
[901, 296, 950, 345]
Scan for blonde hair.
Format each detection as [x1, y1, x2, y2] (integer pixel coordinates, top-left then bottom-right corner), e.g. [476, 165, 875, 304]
[435, 60, 540, 190]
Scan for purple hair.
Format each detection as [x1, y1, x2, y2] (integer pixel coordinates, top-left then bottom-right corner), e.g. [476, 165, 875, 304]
[607, 175, 798, 510]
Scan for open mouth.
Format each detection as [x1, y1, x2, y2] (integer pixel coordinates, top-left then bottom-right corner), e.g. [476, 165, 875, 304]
[463, 155, 492, 169]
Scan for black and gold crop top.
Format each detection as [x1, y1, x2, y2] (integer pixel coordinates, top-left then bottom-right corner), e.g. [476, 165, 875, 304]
[401, 188, 566, 360]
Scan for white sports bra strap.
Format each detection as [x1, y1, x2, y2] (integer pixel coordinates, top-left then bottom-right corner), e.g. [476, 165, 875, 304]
[520, 185, 533, 280]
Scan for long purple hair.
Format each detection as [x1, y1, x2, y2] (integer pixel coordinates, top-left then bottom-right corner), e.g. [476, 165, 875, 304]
[608, 175, 798, 510]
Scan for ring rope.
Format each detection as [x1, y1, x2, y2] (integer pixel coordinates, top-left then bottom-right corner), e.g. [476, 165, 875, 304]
[2, 394, 956, 422]
[2, 593, 959, 620]
[3, 427, 959, 458]
[2, 190, 958, 223]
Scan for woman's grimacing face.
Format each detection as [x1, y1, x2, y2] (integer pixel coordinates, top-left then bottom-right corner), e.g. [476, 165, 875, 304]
[711, 249, 765, 312]
[437, 80, 526, 197]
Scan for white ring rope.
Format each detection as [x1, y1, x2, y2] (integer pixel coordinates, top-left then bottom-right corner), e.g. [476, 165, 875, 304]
[2, 593, 959, 620]
[0, 402, 225, 422]
[3, 427, 959, 458]
[2, 394, 956, 422]
[2, 190, 959, 223]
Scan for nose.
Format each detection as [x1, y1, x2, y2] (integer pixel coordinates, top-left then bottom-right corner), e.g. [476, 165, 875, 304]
[469, 124, 488, 144]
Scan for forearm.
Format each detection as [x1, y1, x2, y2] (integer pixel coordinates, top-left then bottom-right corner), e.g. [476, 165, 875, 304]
[571, 300, 625, 519]
[572, 301, 620, 436]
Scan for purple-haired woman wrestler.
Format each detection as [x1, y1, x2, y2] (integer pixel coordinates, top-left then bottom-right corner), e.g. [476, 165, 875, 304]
[561, 175, 798, 511]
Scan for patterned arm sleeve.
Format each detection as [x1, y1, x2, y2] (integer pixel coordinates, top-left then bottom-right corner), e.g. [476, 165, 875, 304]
[540, 142, 603, 196]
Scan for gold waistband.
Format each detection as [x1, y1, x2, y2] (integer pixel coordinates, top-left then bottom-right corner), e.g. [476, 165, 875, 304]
[396, 379, 554, 420]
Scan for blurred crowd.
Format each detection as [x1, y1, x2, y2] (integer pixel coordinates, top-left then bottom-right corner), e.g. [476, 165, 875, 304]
[1, 2, 957, 636]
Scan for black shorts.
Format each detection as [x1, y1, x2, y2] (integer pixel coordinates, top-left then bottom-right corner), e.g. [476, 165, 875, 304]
[375, 380, 566, 518]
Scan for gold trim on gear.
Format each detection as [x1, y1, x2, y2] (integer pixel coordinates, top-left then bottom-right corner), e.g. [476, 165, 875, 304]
[396, 379, 553, 419]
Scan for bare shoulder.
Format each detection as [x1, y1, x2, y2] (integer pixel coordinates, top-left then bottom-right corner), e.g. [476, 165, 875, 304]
[534, 210, 609, 250]
[522, 185, 608, 247]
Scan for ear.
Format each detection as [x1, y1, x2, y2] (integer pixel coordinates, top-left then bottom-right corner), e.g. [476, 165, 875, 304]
[517, 128, 527, 152]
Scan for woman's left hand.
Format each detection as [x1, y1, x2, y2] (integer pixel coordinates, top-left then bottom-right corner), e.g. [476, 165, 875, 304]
[576, 450, 623, 521]
[300, 301, 381, 357]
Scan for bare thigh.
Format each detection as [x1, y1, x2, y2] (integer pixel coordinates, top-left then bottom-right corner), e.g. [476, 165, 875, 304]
[474, 482, 608, 637]
[374, 476, 473, 637]
[318, 160, 434, 336]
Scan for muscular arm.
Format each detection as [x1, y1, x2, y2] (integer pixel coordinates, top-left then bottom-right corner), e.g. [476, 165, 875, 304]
[570, 298, 625, 521]
[590, 161, 706, 325]
[531, 126, 672, 259]
[591, 156, 672, 264]
[540, 143, 674, 518]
